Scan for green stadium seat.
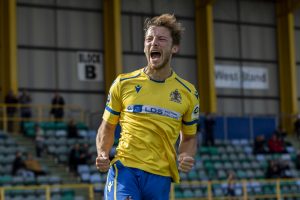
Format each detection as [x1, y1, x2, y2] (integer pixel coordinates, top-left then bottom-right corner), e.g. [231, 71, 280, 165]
[235, 146, 244, 153]
[55, 122, 67, 130]
[204, 161, 214, 170]
[0, 175, 12, 185]
[179, 172, 188, 181]
[254, 169, 265, 179]
[175, 190, 183, 198]
[37, 176, 50, 185]
[54, 146, 69, 155]
[207, 169, 217, 179]
[262, 184, 276, 195]
[23, 176, 36, 185]
[245, 169, 255, 179]
[55, 137, 67, 146]
[199, 147, 210, 154]
[4, 138, 16, 146]
[44, 122, 56, 130]
[223, 162, 233, 170]
[183, 189, 194, 198]
[198, 172, 209, 181]
[49, 176, 62, 184]
[220, 153, 229, 161]
[250, 160, 260, 169]
[217, 169, 227, 180]
[238, 153, 247, 162]
[12, 176, 24, 185]
[76, 122, 88, 130]
[55, 130, 67, 137]
[237, 170, 247, 179]
[44, 137, 56, 145]
[187, 170, 198, 181]
[208, 147, 218, 155]
[233, 161, 241, 170]
[214, 162, 223, 170]
[228, 153, 238, 161]
[226, 146, 235, 153]
[194, 188, 203, 197]
[217, 146, 226, 154]
[58, 155, 68, 164]
[23, 122, 35, 129]
[25, 128, 35, 137]
[194, 160, 203, 170]
[212, 184, 223, 197]
[211, 154, 220, 161]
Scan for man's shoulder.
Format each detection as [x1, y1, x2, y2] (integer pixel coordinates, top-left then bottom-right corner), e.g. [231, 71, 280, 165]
[174, 74, 198, 94]
[118, 69, 142, 82]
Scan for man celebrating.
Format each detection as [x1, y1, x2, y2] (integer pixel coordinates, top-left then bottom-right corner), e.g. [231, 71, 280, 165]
[96, 13, 199, 200]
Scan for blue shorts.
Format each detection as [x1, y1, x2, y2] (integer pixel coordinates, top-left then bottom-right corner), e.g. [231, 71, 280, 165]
[104, 160, 171, 200]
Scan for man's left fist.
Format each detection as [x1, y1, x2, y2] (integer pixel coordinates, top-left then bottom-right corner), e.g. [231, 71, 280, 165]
[178, 153, 195, 172]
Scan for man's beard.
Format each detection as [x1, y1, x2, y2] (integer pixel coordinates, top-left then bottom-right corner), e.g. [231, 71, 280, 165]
[148, 51, 171, 69]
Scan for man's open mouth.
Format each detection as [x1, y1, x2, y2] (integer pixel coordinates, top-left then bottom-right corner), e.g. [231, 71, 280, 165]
[150, 51, 161, 60]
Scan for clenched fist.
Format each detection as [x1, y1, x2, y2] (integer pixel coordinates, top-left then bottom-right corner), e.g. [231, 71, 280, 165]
[96, 152, 110, 172]
[178, 153, 195, 172]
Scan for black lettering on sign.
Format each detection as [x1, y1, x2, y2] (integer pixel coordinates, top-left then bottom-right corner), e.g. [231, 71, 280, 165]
[85, 65, 96, 79]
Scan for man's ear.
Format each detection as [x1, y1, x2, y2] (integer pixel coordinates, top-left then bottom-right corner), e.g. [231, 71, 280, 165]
[172, 45, 179, 54]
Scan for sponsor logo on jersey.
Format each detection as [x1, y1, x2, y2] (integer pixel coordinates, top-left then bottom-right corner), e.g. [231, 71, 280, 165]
[126, 105, 181, 120]
[170, 89, 182, 104]
[135, 85, 142, 93]
[192, 105, 200, 119]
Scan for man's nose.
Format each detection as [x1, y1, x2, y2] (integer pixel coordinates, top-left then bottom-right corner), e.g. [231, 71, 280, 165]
[151, 37, 159, 46]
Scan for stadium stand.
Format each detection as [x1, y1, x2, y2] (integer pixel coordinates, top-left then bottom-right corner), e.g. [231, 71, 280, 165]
[1, 116, 300, 200]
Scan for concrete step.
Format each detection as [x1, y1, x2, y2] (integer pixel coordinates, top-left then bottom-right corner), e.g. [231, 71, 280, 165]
[9, 133, 79, 184]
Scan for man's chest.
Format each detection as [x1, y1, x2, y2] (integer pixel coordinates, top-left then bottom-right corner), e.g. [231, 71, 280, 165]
[120, 81, 188, 115]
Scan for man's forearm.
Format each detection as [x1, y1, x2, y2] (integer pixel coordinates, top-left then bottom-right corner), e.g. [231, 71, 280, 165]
[96, 121, 116, 156]
[178, 134, 197, 157]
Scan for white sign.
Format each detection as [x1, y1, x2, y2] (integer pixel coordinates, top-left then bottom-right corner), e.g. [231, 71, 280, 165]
[77, 52, 103, 82]
[215, 65, 269, 89]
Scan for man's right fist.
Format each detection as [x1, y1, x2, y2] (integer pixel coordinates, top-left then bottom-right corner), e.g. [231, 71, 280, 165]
[95, 152, 110, 172]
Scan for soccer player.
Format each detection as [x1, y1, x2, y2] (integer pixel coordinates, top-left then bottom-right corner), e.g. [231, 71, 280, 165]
[96, 13, 199, 200]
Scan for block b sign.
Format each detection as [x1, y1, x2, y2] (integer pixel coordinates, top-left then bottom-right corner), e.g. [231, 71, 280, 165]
[77, 52, 103, 82]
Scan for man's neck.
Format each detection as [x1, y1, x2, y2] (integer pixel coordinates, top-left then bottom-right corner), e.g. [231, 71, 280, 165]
[144, 66, 172, 81]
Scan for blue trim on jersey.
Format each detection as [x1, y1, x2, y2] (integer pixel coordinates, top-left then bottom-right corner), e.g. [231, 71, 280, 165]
[175, 77, 191, 92]
[120, 73, 141, 81]
[149, 78, 165, 83]
[105, 106, 121, 116]
[182, 119, 198, 125]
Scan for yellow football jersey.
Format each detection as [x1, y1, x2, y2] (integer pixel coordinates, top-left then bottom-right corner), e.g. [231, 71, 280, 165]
[103, 68, 199, 183]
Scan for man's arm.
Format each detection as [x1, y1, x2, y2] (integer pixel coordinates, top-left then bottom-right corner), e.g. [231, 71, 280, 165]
[95, 119, 116, 172]
[177, 133, 197, 172]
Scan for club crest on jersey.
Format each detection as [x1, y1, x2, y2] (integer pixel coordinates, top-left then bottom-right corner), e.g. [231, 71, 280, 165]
[170, 89, 182, 104]
[135, 85, 142, 93]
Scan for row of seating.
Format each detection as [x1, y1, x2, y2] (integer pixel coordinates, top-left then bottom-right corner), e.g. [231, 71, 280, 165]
[0, 175, 61, 186]
[174, 181, 300, 199]
[44, 137, 95, 147]
[172, 138, 300, 199]
[23, 121, 88, 137]
[4, 188, 82, 200]
[76, 164, 107, 185]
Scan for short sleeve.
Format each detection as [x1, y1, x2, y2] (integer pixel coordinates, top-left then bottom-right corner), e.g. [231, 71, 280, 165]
[182, 89, 200, 135]
[102, 76, 122, 125]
